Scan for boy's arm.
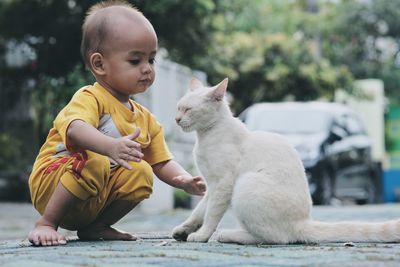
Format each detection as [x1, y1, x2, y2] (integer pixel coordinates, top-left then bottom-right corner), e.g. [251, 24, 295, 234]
[67, 119, 143, 170]
[152, 160, 206, 196]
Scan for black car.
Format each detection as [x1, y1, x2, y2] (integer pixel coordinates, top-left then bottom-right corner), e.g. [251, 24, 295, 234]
[240, 102, 380, 205]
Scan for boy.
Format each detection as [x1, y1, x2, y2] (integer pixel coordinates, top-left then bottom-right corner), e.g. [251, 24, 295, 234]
[28, 0, 206, 246]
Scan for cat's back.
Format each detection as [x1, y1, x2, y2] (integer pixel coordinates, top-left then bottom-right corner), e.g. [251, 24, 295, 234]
[241, 130, 303, 169]
[245, 130, 294, 151]
[238, 129, 311, 206]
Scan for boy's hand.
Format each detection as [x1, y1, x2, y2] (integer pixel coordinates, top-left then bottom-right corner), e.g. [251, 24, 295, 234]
[109, 128, 144, 170]
[177, 175, 207, 196]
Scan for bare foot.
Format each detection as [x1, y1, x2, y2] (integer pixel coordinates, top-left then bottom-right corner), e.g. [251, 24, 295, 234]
[77, 223, 137, 241]
[28, 220, 66, 246]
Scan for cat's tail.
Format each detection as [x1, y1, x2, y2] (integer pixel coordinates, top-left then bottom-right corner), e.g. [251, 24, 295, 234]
[298, 219, 400, 243]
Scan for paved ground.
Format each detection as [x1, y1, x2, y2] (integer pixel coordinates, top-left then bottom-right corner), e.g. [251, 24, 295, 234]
[0, 202, 399, 266]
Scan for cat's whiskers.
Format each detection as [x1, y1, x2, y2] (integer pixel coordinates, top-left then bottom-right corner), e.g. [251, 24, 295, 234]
[197, 120, 218, 133]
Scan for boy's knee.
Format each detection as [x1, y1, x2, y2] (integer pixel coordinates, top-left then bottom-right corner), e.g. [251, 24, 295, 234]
[129, 160, 153, 181]
[65, 150, 111, 199]
[117, 160, 154, 201]
[83, 150, 111, 178]
[128, 160, 154, 189]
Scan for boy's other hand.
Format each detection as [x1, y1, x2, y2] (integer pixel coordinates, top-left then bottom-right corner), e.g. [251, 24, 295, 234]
[109, 128, 143, 170]
[178, 175, 207, 196]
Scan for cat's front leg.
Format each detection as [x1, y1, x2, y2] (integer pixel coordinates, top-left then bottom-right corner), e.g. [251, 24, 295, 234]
[187, 185, 231, 242]
[172, 194, 208, 241]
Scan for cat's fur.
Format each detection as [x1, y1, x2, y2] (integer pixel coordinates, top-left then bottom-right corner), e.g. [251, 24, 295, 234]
[172, 78, 400, 244]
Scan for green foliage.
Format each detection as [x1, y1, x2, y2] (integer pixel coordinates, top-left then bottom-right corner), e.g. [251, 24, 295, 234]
[32, 64, 94, 144]
[0, 133, 21, 171]
[381, 63, 400, 106]
[133, 0, 217, 66]
[173, 189, 191, 209]
[197, 1, 354, 112]
[0, 0, 86, 76]
[317, 0, 400, 102]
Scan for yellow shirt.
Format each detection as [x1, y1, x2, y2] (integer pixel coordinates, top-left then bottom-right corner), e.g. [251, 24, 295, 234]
[31, 82, 173, 176]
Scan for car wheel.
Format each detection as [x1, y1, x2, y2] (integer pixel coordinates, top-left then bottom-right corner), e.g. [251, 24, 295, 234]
[356, 172, 376, 205]
[314, 168, 334, 205]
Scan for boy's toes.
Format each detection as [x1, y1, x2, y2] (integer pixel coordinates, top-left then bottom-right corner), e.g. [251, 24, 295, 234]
[29, 237, 40, 246]
[29, 236, 40, 246]
[37, 237, 45, 246]
[43, 235, 51, 246]
[44, 238, 51, 246]
[50, 234, 66, 246]
[28, 231, 37, 245]
[34, 236, 44, 246]
[51, 237, 59, 246]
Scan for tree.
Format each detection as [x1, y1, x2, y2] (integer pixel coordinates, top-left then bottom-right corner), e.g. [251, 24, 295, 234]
[201, 31, 353, 112]
[133, 0, 216, 66]
[316, 0, 400, 103]
[194, 0, 354, 112]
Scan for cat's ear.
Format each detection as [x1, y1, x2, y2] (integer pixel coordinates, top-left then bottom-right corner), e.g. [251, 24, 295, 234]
[189, 78, 204, 92]
[208, 78, 228, 101]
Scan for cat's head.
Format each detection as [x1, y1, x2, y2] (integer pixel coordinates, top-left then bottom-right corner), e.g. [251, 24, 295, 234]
[175, 78, 229, 132]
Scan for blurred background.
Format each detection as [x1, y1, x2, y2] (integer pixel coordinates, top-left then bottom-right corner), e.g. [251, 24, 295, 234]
[0, 0, 400, 210]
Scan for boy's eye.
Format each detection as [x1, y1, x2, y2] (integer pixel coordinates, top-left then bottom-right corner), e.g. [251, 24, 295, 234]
[149, 58, 156, 64]
[128, 59, 140, 65]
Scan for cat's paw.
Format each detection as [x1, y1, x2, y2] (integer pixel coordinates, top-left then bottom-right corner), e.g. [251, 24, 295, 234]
[216, 230, 239, 244]
[216, 229, 258, 245]
[187, 232, 210, 243]
[172, 225, 190, 241]
[215, 231, 228, 243]
[172, 222, 203, 241]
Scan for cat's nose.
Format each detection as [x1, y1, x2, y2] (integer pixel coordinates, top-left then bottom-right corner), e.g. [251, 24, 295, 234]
[175, 117, 181, 124]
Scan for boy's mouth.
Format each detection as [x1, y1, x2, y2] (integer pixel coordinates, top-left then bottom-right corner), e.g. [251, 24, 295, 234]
[138, 78, 151, 86]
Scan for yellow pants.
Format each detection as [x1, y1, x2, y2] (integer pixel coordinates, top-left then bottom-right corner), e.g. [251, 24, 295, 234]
[29, 150, 153, 230]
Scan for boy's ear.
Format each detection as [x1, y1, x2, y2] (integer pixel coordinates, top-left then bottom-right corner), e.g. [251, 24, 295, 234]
[208, 78, 228, 101]
[90, 53, 106, 75]
[189, 78, 204, 92]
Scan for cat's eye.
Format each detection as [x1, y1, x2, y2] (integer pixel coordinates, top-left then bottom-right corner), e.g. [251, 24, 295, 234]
[179, 107, 192, 113]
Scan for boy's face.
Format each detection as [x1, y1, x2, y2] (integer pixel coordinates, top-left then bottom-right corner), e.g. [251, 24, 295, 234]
[99, 16, 157, 100]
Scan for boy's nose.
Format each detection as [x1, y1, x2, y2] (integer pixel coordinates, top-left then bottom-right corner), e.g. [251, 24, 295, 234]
[142, 64, 152, 74]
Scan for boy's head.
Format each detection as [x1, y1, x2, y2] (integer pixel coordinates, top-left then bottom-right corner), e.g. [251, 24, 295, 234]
[81, 0, 158, 97]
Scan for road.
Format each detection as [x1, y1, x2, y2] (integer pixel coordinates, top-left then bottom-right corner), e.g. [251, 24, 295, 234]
[0, 202, 399, 266]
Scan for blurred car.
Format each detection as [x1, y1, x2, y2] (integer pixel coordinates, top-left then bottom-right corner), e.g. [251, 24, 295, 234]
[240, 101, 379, 205]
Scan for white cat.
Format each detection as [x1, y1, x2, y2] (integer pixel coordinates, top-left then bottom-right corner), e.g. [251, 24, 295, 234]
[172, 78, 400, 244]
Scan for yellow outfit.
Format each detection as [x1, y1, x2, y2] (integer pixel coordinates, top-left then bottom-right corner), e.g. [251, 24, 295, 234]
[29, 82, 172, 230]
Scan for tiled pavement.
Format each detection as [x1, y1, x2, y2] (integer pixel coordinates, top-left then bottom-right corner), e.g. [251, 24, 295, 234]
[0, 202, 399, 267]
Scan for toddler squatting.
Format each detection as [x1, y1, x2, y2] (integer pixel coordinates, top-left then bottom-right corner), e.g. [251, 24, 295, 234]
[28, 0, 206, 246]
